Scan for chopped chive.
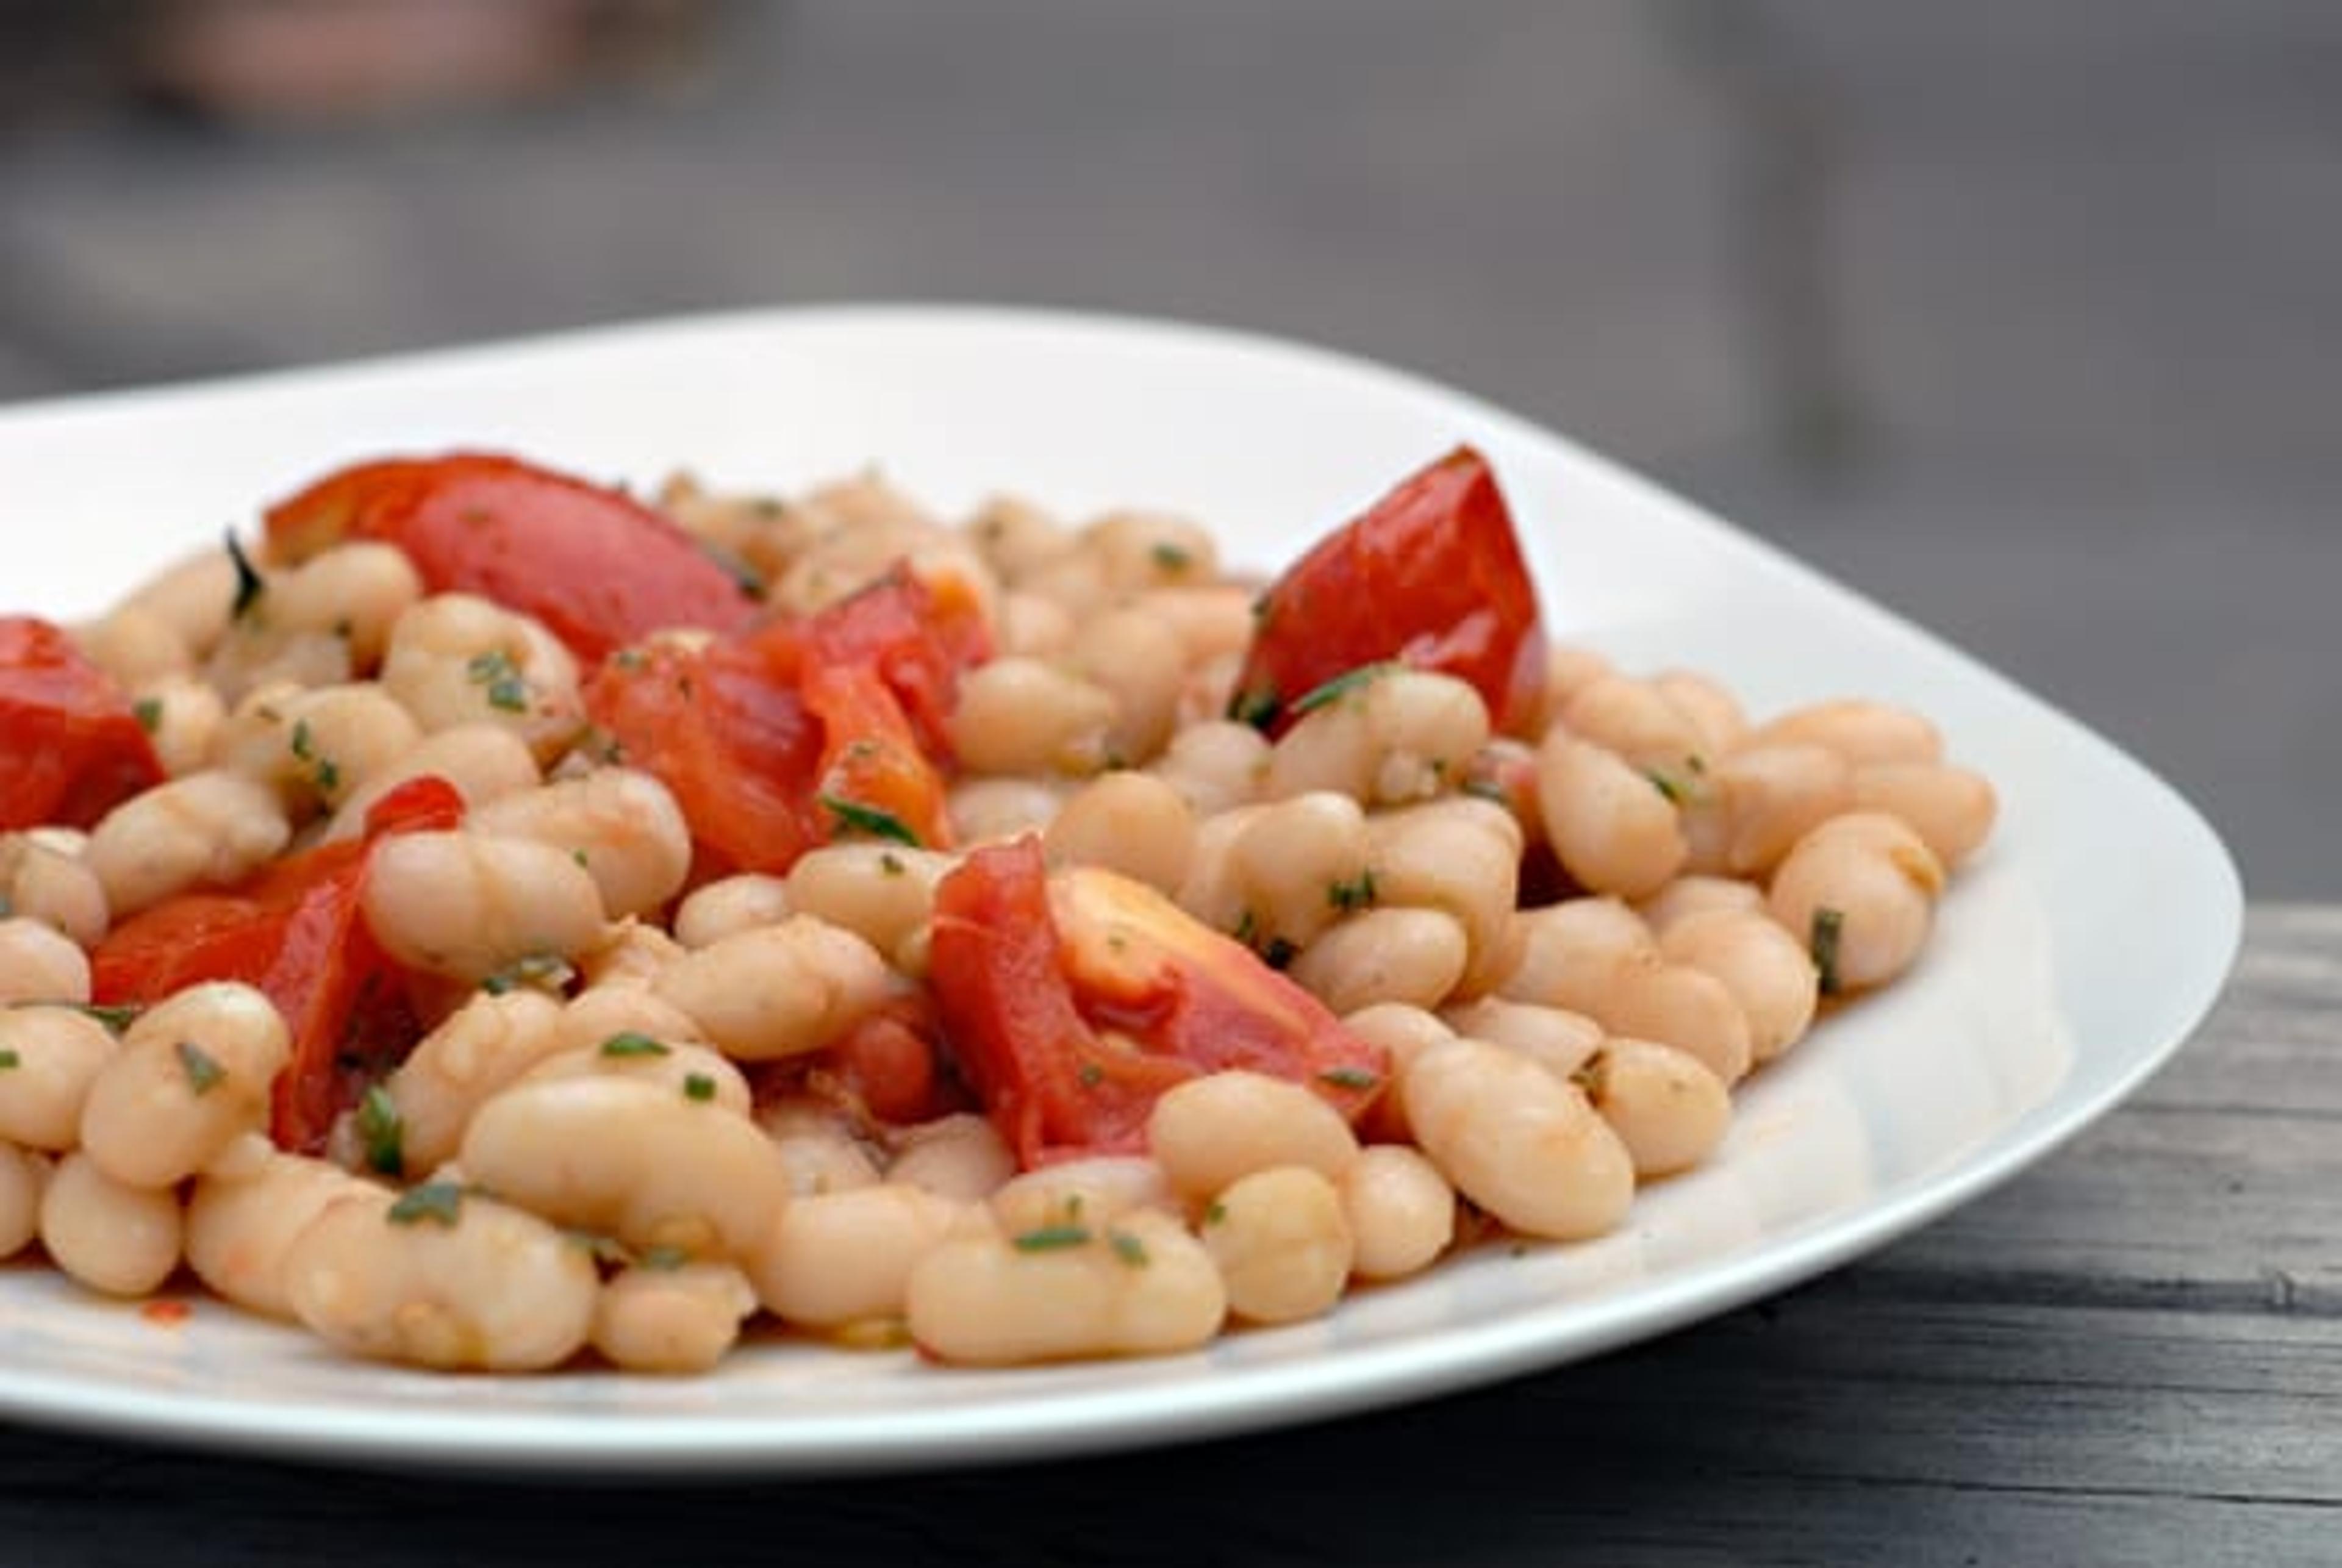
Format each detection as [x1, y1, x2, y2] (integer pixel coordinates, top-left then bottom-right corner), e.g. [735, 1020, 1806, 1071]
[70, 1002, 142, 1033]
[1010, 1223, 1092, 1253]
[481, 953, 574, 997]
[356, 1084, 404, 1177]
[386, 1181, 465, 1228]
[175, 1040, 225, 1095]
[0, 1049, 18, 1071]
[682, 1073, 718, 1103]
[465, 650, 531, 714]
[820, 794, 922, 847]
[1290, 660, 1398, 718]
[1261, 936, 1298, 970]
[288, 718, 315, 761]
[1203, 1201, 1227, 1226]
[599, 1031, 670, 1059]
[1643, 768, 1688, 805]
[1108, 1230, 1150, 1267]
[1227, 684, 1281, 732]
[1327, 869, 1378, 914]
[1811, 906, 1846, 996]
[131, 697, 162, 734]
[878, 850, 906, 876]
[1149, 541, 1194, 573]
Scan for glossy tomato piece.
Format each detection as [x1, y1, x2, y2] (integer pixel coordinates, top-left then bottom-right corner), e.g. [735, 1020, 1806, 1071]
[928, 839, 1386, 1167]
[796, 564, 992, 757]
[90, 775, 464, 1155]
[264, 452, 758, 664]
[0, 617, 166, 831]
[1229, 445, 1547, 737]
[584, 637, 827, 876]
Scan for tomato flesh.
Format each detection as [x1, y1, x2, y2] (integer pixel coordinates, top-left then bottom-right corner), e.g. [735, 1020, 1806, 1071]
[0, 617, 166, 831]
[90, 775, 464, 1154]
[1230, 445, 1547, 737]
[928, 839, 1386, 1167]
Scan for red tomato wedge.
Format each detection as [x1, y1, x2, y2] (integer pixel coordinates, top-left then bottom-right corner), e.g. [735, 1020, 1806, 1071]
[0, 617, 166, 831]
[263, 452, 759, 664]
[928, 838, 1387, 1167]
[90, 775, 464, 1155]
[1229, 445, 1547, 737]
[589, 567, 978, 873]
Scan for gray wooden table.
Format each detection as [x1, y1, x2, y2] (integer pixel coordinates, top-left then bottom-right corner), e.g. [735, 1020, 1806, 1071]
[0, 907, 2327, 1566]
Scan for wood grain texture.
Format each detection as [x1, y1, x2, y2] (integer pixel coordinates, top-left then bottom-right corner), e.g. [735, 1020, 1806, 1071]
[0, 906, 2331, 1567]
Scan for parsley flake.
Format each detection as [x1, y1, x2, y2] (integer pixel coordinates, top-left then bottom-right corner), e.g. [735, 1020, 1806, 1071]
[224, 532, 266, 621]
[1227, 683, 1281, 732]
[1076, 1061, 1105, 1089]
[481, 953, 575, 997]
[1811, 906, 1847, 996]
[288, 718, 315, 761]
[386, 1181, 465, 1228]
[1149, 541, 1194, 574]
[1108, 1230, 1150, 1267]
[0, 1048, 18, 1071]
[1327, 869, 1378, 914]
[132, 697, 162, 734]
[1203, 1201, 1228, 1227]
[70, 1002, 142, 1033]
[175, 1040, 226, 1095]
[1318, 1066, 1381, 1092]
[600, 1031, 670, 1059]
[1291, 661, 1398, 718]
[682, 1073, 718, 1103]
[1010, 1223, 1092, 1253]
[356, 1084, 404, 1176]
[638, 1244, 692, 1272]
[821, 795, 922, 847]
[465, 650, 531, 714]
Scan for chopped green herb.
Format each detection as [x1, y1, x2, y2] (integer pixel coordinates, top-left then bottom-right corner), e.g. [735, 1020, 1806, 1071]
[609, 647, 648, 673]
[1108, 1230, 1150, 1267]
[312, 756, 342, 794]
[1011, 1223, 1093, 1253]
[571, 847, 590, 868]
[69, 1002, 141, 1033]
[699, 540, 769, 602]
[356, 1084, 404, 1176]
[638, 1244, 692, 1272]
[1291, 661, 1398, 718]
[1233, 908, 1260, 947]
[1643, 768, 1688, 805]
[878, 850, 906, 876]
[1249, 589, 1273, 623]
[481, 953, 575, 997]
[1227, 684, 1281, 732]
[1076, 1061, 1105, 1089]
[567, 1230, 635, 1269]
[175, 1040, 226, 1095]
[1149, 541, 1194, 573]
[1459, 775, 1509, 804]
[1261, 936, 1298, 970]
[465, 650, 531, 713]
[0, 1049, 18, 1071]
[821, 794, 922, 847]
[386, 1181, 465, 1228]
[1318, 1066, 1381, 1091]
[131, 697, 162, 734]
[288, 718, 315, 761]
[224, 532, 266, 621]
[1327, 869, 1378, 914]
[682, 1073, 718, 1103]
[1811, 906, 1846, 996]
[1203, 1201, 1228, 1227]
[600, 1031, 671, 1059]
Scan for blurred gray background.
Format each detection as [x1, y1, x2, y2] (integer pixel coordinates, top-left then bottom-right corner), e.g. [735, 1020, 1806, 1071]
[1, 1, 2332, 894]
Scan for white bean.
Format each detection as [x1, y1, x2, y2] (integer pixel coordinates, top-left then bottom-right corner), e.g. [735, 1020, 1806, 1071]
[653, 916, 893, 1061]
[40, 1151, 182, 1297]
[1200, 1165, 1353, 1324]
[749, 1182, 961, 1328]
[1852, 762, 1999, 870]
[186, 1144, 373, 1319]
[1753, 699, 1944, 768]
[282, 1184, 596, 1371]
[946, 657, 1117, 776]
[1439, 997, 1605, 1082]
[782, 845, 949, 971]
[1044, 771, 1198, 896]
[1658, 908, 1819, 1063]
[990, 1156, 1176, 1236]
[384, 989, 567, 1173]
[361, 830, 608, 984]
[1264, 668, 1491, 807]
[671, 873, 792, 949]
[85, 770, 290, 917]
[460, 1076, 788, 1260]
[1769, 812, 1945, 993]
[0, 918, 91, 1008]
[887, 1114, 1015, 1203]
[81, 982, 290, 1189]
[1339, 1145, 1455, 1281]
[1402, 1037, 1635, 1241]
[0, 1006, 120, 1150]
[1535, 732, 1686, 900]
[1148, 720, 1268, 815]
[380, 593, 584, 764]
[906, 1208, 1225, 1366]
[591, 1261, 758, 1374]
[471, 769, 692, 919]
[1583, 1038, 1733, 1178]
[0, 1144, 48, 1260]
[1288, 907, 1470, 1015]
[1147, 1070, 1360, 1203]
[323, 723, 540, 842]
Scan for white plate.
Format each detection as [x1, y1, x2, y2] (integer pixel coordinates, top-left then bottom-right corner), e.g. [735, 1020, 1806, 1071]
[0, 306, 2240, 1473]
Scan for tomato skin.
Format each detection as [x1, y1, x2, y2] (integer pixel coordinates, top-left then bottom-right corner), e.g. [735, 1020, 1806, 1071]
[928, 839, 1386, 1167]
[264, 453, 759, 664]
[1229, 445, 1547, 737]
[89, 775, 464, 1155]
[0, 617, 166, 831]
[795, 565, 991, 758]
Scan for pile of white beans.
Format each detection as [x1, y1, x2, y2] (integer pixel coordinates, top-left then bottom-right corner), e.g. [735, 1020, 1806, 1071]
[0, 466, 1995, 1374]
